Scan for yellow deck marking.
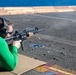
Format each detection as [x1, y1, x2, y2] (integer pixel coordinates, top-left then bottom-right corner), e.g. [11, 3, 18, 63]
[34, 65, 76, 75]
[34, 66, 50, 73]
[49, 67, 74, 75]
[52, 65, 76, 75]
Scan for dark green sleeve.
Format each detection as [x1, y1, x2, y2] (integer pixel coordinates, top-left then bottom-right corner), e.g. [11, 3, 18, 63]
[0, 37, 18, 71]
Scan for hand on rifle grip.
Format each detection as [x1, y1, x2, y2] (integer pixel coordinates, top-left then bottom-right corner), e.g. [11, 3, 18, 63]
[13, 40, 22, 49]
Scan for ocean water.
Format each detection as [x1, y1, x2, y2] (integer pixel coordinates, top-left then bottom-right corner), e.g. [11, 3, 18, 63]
[0, 0, 76, 7]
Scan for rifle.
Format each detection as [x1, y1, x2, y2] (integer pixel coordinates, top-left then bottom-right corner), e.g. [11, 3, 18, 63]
[5, 27, 44, 50]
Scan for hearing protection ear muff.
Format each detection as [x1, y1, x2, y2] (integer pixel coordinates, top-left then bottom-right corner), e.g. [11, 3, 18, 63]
[0, 18, 8, 38]
[0, 17, 7, 29]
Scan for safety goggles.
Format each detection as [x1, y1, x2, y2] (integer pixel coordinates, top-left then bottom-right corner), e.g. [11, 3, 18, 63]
[6, 31, 13, 35]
